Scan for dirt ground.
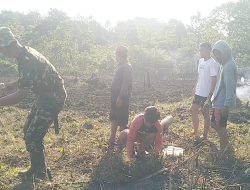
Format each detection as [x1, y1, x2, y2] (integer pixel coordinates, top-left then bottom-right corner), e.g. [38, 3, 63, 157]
[63, 75, 195, 117]
[0, 75, 195, 115]
[7, 74, 247, 125]
[59, 75, 250, 126]
[1, 75, 250, 190]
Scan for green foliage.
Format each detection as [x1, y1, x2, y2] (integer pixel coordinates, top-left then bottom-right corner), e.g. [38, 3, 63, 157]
[0, 1, 250, 77]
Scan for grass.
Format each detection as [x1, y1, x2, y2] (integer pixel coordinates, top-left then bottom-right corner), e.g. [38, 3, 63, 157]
[0, 95, 250, 189]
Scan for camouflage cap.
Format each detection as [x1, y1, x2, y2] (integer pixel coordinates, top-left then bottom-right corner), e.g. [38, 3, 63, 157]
[0, 27, 17, 47]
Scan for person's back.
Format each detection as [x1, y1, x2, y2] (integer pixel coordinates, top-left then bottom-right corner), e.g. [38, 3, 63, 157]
[17, 46, 66, 105]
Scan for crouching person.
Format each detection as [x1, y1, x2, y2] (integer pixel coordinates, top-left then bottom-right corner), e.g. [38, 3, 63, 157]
[118, 106, 171, 160]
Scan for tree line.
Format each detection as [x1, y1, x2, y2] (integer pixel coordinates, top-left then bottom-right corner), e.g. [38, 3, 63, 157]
[0, 0, 249, 79]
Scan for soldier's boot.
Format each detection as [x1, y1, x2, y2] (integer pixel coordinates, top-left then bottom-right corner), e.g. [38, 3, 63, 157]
[18, 152, 37, 181]
[34, 150, 48, 181]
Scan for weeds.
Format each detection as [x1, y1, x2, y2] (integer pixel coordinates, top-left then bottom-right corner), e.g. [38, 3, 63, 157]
[0, 77, 249, 189]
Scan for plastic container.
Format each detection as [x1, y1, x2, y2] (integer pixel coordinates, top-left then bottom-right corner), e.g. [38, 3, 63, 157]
[162, 146, 184, 156]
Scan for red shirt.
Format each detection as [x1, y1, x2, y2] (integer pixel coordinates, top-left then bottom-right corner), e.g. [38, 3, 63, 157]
[126, 114, 163, 156]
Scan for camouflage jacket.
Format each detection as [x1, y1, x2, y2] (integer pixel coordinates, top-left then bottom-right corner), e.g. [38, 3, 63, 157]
[17, 46, 66, 102]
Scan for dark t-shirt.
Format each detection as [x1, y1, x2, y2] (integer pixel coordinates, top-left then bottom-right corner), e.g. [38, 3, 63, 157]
[110, 62, 132, 104]
[137, 122, 158, 134]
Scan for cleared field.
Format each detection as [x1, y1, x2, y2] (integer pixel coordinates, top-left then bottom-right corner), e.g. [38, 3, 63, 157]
[0, 76, 249, 190]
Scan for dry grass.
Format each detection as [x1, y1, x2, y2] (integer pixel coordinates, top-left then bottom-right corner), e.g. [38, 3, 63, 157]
[0, 80, 250, 189]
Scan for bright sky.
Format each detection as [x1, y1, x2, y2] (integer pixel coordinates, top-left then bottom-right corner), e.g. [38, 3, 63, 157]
[1, 0, 237, 26]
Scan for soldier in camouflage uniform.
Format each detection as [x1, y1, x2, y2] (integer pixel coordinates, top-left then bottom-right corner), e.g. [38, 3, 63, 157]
[0, 27, 67, 180]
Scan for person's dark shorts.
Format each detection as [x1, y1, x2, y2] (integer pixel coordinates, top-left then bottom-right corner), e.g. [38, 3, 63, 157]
[211, 108, 228, 127]
[109, 101, 129, 126]
[192, 94, 207, 106]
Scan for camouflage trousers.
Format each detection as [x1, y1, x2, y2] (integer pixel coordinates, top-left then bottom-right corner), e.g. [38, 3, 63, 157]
[23, 94, 65, 153]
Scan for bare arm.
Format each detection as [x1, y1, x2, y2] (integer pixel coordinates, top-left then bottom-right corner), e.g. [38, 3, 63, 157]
[5, 80, 18, 91]
[209, 76, 217, 95]
[126, 116, 142, 157]
[0, 88, 30, 106]
[207, 76, 217, 103]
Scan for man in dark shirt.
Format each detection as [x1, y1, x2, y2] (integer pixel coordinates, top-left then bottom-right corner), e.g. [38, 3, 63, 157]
[108, 46, 132, 147]
[0, 27, 67, 180]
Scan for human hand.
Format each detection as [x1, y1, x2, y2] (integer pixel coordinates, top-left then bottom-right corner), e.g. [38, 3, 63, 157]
[206, 96, 212, 105]
[4, 81, 17, 91]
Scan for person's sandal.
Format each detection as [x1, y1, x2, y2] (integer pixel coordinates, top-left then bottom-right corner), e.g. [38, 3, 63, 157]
[194, 135, 203, 146]
[195, 135, 202, 142]
[200, 134, 207, 141]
